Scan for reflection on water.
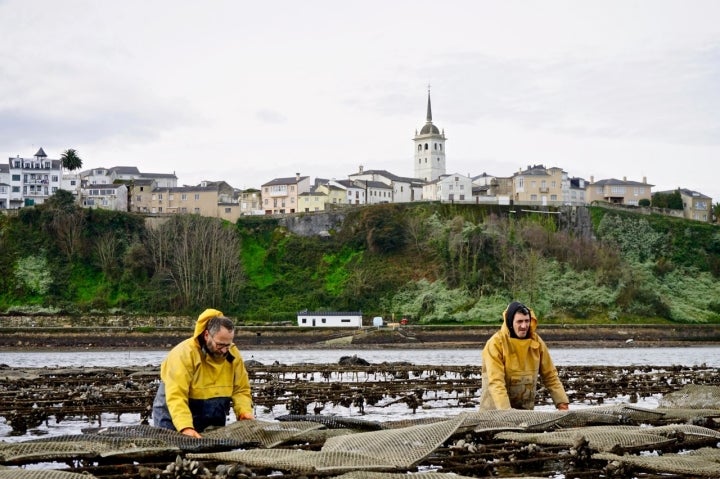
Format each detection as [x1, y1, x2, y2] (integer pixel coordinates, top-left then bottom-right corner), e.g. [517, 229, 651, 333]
[1, 346, 718, 368]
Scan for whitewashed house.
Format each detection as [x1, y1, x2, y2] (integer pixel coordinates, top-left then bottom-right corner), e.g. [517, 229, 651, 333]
[423, 173, 473, 203]
[297, 310, 363, 327]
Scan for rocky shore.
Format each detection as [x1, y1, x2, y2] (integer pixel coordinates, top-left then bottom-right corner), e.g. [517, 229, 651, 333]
[1, 323, 719, 351]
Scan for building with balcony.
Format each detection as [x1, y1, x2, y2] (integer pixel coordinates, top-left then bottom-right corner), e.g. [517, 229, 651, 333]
[261, 173, 310, 214]
[5, 148, 62, 208]
[513, 164, 568, 206]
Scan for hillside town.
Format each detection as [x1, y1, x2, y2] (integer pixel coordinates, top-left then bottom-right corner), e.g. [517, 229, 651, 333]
[1, 93, 715, 223]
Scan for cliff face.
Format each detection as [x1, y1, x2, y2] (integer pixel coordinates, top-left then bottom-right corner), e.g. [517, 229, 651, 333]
[277, 206, 594, 238]
[278, 210, 347, 237]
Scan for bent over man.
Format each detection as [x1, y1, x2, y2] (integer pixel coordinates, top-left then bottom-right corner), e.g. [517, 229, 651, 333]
[480, 301, 569, 410]
[152, 308, 254, 437]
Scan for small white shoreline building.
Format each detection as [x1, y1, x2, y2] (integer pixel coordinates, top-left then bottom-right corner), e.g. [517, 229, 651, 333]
[297, 310, 363, 327]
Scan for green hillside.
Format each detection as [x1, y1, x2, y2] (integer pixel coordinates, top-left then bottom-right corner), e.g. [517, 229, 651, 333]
[1, 191, 719, 325]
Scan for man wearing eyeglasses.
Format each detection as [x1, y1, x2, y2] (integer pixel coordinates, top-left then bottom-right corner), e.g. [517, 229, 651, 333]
[152, 308, 254, 437]
[479, 301, 569, 411]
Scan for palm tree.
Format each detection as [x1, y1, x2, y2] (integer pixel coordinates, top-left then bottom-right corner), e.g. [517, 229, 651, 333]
[60, 148, 83, 172]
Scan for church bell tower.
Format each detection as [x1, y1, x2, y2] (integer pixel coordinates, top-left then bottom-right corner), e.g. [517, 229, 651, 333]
[413, 89, 446, 182]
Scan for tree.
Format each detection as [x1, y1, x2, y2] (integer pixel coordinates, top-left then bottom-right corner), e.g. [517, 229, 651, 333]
[147, 215, 244, 309]
[60, 148, 83, 172]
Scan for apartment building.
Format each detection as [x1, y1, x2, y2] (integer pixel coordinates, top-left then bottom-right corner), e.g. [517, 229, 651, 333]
[81, 183, 128, 211]
[149, 181, 235, 216]
[513, 165, 568, 206]
[4, 148, 62, 208]
[587, 176, 653, 206]
[262, 174, 310, 214]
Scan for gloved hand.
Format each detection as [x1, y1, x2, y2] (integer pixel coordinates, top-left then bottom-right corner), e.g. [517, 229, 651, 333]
[180, 427, 202, 438]
[557, 403, 569, 411]
[238, 411, 255, 420]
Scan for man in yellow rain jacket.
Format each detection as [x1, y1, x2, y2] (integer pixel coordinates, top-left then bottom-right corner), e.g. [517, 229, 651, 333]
[480, 301, 569, 410]
[152, 308, 254, 437]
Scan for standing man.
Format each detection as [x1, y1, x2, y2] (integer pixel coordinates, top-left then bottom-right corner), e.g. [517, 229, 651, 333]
[153, 308, 254, 437]
[480, 301, 569, 410]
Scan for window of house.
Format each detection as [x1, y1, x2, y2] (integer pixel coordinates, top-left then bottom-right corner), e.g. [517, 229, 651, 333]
[225, 207, 231, 213]
[424, 143, 428, 150]
[194, 194, 200, 200]
[531, 194, 538, 201]
[459, 195, 465, 200]
[181, 193, 187, 200]
[136, 195, 142, 201]
[321, 318, 327, 324]
[169, 194, 174, 200]
[551, 195, 557, 201]
[12, 186, 19, 192]
[11, 174, 20, 181]
[181, 207, 187, 212]
[51, 175, 58, 182]
[194, 207, 200, 213]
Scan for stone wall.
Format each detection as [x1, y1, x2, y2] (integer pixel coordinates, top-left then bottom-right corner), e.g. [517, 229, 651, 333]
[0, 315, 195, 329]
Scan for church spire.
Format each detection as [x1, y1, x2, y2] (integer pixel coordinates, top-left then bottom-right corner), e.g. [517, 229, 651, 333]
[426, 87, 433, 123]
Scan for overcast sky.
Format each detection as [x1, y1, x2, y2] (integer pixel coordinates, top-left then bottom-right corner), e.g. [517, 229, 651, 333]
[2, 1, 719, 202]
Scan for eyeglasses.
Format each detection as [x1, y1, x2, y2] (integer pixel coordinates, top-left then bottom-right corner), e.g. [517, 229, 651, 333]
[208, 335, 233, 349]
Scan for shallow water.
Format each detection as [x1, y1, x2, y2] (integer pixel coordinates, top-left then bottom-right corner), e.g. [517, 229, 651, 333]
[2, 345, 718, 367]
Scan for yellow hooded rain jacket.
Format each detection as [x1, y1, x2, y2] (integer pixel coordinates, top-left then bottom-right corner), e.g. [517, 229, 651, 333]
[479, 306, 568, 410]
[152, 308, 253, 432]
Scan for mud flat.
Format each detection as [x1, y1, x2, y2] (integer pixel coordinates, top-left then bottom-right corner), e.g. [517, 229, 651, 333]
[0, 323, 719, 351]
